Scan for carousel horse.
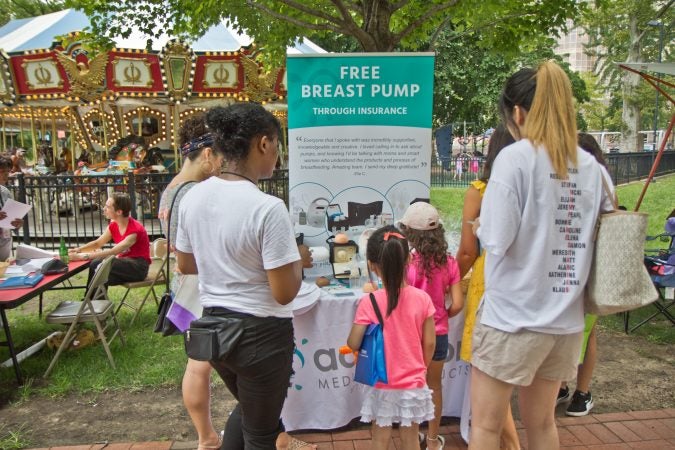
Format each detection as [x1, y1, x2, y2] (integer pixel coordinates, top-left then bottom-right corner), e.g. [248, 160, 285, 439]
[74, 135, 166, 177]
[10, 148, 28, 174]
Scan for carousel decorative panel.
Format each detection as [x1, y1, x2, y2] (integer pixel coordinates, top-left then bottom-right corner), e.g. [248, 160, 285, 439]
[123, 107, 167, 147]
[82, 108, 119, 147]
[0, 50, 16, 106]
[160, 40, 195, 102]
[108, 53, 163, 93]
[21, 56, 64, 91]
[193, 54, 242, 95]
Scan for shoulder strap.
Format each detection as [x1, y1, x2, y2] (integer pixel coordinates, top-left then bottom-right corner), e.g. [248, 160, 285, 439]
[600, 173, 618, 211]
[164, 181, 197, 291]
[369, 293, 384, 329]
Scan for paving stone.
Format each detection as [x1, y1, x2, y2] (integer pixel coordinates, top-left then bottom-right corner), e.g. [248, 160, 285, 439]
[558, 415, 599, 426]
[594, 413, 635, 423]
[627, 411, 672, 420]
[331, 430, 371, 441]
[626, 440, 674, 450]
[604, 422, 642, 442]
[566, 424, 603, 446]
[622, 420, 661, 441]
[585, 423, 623, 444]
[584, 444, 632, 449]
[295, 433, 333, 443]
[331, 440, 354, 450]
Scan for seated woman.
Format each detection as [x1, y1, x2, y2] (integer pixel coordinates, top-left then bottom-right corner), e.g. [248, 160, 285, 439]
[69, 192, 151, 288]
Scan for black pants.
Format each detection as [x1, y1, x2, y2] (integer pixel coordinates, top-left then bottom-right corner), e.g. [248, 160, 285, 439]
[205, 307, 294, 450]
[86, 257, 149, 290]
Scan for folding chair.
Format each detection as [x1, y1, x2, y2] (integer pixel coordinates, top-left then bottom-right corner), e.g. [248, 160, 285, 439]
[623, 226, 675, 333]
[115, 238, 168, 326]
[44, 256, 125, 377]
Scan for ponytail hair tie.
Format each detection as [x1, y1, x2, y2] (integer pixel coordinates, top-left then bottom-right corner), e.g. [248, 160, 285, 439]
[383, 232, 405, 241]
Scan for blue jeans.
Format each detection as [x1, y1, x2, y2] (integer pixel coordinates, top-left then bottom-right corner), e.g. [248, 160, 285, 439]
[205, 307, 294, 450]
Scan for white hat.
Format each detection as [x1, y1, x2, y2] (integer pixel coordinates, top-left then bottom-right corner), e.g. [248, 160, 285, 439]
[398, 202, 440, 231]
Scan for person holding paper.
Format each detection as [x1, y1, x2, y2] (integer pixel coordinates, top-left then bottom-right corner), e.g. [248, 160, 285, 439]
[70, 192, 151, 288]
[0, 156, 24, 261]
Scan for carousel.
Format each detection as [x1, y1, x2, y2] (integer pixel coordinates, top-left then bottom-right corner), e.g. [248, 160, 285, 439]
[0, 8, 324, 176]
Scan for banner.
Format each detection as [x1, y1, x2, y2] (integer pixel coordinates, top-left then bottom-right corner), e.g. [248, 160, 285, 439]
[282, 292, 469, 431]
[287, 53, 435, 247]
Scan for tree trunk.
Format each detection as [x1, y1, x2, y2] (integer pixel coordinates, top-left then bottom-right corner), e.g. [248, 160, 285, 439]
[359, 0, 397, 51]
[620, 16, 642, 152]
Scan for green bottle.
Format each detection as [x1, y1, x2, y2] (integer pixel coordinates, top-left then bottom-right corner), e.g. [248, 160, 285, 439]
[59, 237, 69, 264]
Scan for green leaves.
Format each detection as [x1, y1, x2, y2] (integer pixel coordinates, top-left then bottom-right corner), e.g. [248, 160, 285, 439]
[69, 0, 583, 66]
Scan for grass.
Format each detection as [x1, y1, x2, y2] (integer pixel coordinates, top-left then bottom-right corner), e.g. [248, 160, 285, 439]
[0, 174, 672, 403]
[0, 423, 31, 449]
[0, 278, 188, 401]
[431, 174, 675, 345]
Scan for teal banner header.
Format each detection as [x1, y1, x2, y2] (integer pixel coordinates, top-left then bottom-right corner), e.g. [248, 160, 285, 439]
[287, 53, 435, 128]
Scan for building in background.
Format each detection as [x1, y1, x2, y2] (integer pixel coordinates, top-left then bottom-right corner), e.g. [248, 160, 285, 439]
[554, 20, 596, 73]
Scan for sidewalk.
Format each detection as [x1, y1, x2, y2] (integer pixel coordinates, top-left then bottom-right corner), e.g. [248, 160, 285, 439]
[27, 408, 675, 450]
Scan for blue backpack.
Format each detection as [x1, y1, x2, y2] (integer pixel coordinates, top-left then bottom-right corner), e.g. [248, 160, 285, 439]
[354, 293, 388, 386]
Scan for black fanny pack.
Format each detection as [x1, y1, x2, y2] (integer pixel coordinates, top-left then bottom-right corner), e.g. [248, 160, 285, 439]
[184, 315, 245, 361]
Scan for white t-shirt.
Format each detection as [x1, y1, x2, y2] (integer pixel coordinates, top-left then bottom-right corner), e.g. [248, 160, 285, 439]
[477, 139, 615, 334]
[175, 177, 300, 318]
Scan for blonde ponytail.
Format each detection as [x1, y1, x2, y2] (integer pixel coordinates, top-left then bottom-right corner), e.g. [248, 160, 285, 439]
[523, 61, 577, 179]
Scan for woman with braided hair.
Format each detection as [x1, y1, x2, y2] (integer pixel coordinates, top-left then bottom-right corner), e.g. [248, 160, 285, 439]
[158, 113, 225, 450]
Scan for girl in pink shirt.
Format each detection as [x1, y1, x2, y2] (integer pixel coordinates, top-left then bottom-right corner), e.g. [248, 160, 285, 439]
[348, 225, 436, 450]
[399, 201, 464, 450]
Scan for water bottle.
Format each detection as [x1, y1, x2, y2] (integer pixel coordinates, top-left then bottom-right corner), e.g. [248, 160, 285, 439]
[59, 237, 69, 264]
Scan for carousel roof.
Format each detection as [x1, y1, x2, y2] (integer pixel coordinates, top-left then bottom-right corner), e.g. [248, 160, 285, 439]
[0, 8, 326, 54]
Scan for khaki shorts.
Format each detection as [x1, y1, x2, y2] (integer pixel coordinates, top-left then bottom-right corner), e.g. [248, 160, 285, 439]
[472, 309, 583, 386]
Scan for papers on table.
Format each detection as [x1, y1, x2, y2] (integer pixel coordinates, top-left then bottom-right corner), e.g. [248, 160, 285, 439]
[16, 244, 57, 259]
[4, 265, 26, 276]
[2, 257, 55, 277]
[0, 198, 31, 228]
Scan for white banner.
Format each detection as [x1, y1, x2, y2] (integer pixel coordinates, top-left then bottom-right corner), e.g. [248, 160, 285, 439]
[287, 53, 435, 248]
[282, 293, 469, 431]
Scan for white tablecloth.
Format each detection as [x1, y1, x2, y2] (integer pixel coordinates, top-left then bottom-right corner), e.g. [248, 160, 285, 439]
[281, 288, 470, 431]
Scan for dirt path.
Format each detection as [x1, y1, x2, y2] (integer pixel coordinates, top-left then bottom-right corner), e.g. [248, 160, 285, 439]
[1, 326, 673, 448]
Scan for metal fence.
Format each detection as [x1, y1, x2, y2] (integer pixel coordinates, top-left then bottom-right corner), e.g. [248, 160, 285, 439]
[431, 154, 486, 187]
[605, 151, 675, 185]
[7, 169, 289, 250]
[5, 151, 673, 251]
[431, 151, 675, 187]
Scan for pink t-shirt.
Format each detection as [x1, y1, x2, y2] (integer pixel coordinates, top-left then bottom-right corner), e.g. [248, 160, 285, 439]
[406, 253, 461, 335]
[354, 286, 435, 390]
[109, 217, 151, 264]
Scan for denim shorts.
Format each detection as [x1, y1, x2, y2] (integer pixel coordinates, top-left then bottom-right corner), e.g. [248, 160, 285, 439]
[433, 334, 449, 361]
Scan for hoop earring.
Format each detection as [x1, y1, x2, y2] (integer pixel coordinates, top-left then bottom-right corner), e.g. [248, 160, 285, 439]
[200, 160, 215, 176]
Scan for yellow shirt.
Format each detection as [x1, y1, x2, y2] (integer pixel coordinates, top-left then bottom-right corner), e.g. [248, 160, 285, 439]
[460, 179, 486, 362]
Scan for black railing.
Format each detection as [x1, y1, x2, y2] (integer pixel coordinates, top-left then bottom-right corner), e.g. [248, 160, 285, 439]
[605, 151, 675, 185]
[4, 151, 673, 251]
[7, 169, 289, 251]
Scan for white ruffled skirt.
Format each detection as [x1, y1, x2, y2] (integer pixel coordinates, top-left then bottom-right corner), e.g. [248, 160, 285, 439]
[360, 386, 435, 427]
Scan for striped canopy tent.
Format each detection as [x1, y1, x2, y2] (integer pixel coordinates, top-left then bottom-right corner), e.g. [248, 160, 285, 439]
[0, 9, 325, 169]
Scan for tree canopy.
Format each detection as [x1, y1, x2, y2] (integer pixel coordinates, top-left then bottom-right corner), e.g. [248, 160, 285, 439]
[70, 0, 583, 66]
[0, 0, 64, 27]
[581, 0, 673, 147]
